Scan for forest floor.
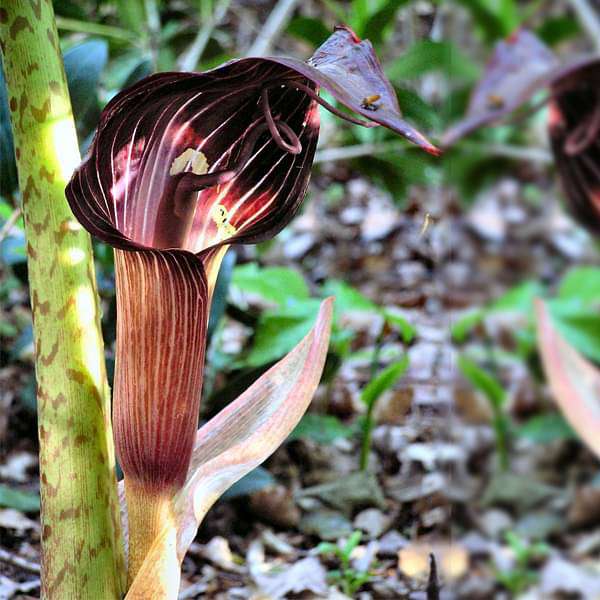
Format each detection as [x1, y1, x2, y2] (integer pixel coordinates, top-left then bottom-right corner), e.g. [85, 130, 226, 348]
[2, 163, 600, 599]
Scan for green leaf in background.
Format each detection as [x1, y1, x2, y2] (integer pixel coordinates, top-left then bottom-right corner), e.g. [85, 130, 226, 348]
[287, 16, 331, 47]
[356, 150, 438, 198]
[395, 86, 441, 132]
[0, 484, 40, 512]
[350, 0, 370, 28]
[0, 199, 13, 220]
[452, 0, 513, 42]
[452, 280, 543, 342]
[123, 56, 154, 86]
[64, 39, 108, 137]
[548, 301, 600, 363]
[497, 0, 521, 33]
[537, 16, 580, 46]
[53, 0, 89, 20]
[115, 0, 147, 36]
[492, 280, 545, 313]
[453, 270, 600, 363]
[536, 267, 600, 363]
[103, 50, 153, 90]
[441, 146, 510, 201]
[233, 263, 309, 307]
[322, 279, 377, 316]
[0, 57, 18, 198]
[452, 309, 485, 343]
[361, 356, 409, 409]
[237, 269, 416, 368]
[459, 355, 509, 468]
[558, 266, 600, 304]
[290, 414, 354, 444]
[514, 327, 537, 359]
[458, 355, 505, 409]
[383, 311, 415, 344]
[233, 267, 393, 368]
[516, 413, 575, 444]
[361, 0, 411, 45]
[387, 40, 479, 82]
[244, 299, 322, 367]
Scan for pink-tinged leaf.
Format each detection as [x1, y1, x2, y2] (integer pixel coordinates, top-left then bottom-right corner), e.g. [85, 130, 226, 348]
[125, 298, 333, 599]
[535, 299, 600, 458]
[547, 58, 600, 234]
[442, 29, 560, 147]
[177, 297, 333, 551]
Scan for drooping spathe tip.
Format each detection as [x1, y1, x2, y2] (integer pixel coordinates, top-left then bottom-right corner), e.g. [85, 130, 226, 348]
[422, 141, 443, 157]
[441, 29, 560, 148]
[333, 24, 362, 43]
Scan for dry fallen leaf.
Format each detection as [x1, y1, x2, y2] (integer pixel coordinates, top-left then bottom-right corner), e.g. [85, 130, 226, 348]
[540, 556, 600, 597]
[200, 536, 244, 573]
[398, 542, 469, 581]
[0, 509, 38, 532]
[249, 484, 301, 528]
[247, 540, 328, 599]
[0, 452, 37, 483]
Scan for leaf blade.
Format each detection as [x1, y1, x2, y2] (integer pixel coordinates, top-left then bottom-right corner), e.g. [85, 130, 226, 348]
[177, 297, 333, 543]
[535, 299, 600, 458]
[361, 356, 409, 409]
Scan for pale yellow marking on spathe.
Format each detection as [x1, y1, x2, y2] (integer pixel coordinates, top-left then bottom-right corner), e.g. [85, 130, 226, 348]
[169, 148, 209, 176]
[205, 245, 229, 297]
[211, 204, 237, 239]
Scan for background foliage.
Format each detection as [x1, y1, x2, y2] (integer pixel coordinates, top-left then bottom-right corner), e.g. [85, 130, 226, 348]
[1, 1, 600, 597]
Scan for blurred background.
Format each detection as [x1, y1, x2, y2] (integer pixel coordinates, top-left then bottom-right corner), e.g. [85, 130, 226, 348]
[1, 0, 600, 598]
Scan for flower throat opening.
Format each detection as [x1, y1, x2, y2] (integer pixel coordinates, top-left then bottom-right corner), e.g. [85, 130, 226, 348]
[152, 81, 375, 250]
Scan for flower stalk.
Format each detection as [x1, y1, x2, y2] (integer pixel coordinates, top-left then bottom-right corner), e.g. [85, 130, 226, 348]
[0, 1, 124, 598]
[124, 480, 177, 584]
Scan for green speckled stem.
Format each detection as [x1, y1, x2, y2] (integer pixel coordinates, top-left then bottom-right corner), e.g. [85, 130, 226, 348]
[0, 1, 125, 598]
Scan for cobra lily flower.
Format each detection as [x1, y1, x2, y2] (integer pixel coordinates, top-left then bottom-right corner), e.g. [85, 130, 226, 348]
[66, 25, 439, 585]
[547, 59, 600, 234]
[441, 29, 600, 233]
[441, 29, 560, 146]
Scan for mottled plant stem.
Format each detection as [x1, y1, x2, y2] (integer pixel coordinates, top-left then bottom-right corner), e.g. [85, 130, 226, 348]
[0, 2, 124, 598]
